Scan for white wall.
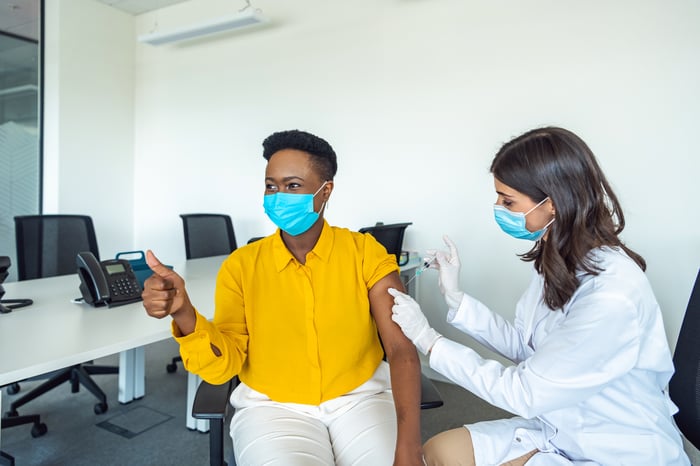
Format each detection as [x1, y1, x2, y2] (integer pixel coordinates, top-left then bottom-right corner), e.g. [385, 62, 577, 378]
[130, 0, 699, 352]
[49, 0, 699, 353]
[44, 0, 135, 259]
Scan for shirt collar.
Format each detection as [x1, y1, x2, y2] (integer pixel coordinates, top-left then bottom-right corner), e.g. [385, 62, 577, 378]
[272, 220, 334, 271]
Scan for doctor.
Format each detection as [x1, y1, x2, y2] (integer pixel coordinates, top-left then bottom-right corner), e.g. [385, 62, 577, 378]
[389, 127, 690, 465]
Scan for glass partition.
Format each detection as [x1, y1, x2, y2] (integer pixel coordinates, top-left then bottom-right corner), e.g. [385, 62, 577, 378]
[0, 1, 42, 281]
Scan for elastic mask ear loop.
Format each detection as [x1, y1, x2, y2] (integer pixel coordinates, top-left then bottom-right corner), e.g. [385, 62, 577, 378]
[524, 196, 550, 216]
[315, 181, 329, 214]
[313, 181, 328, 197]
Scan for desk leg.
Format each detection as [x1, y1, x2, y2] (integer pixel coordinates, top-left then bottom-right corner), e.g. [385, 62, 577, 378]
[186, 372, 209, 432]
[118, 347, 145, 404]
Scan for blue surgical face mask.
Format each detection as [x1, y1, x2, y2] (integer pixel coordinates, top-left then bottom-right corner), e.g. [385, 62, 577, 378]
[263, 181, 328, 236]
[493, 196, 554, 241]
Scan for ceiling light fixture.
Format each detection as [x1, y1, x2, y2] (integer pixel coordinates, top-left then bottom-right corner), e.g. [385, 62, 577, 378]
[137, 8, 268, 46]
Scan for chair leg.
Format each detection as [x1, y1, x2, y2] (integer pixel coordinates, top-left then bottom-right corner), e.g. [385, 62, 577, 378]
[82, 365, 119, 376]
[72, 366, 109, 414]
[167, 356, 182, 373]
[209, 417, 226, 466]
[1, 413, 47, 438]
[7, 369, 72, 416]
[2, 411, 48, 466]
[6, 364, 113, 417]
[70, 369, 80, 393]
[1, 450, 16, 466]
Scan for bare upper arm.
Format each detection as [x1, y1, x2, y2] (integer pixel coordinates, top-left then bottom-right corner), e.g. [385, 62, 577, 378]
[368, 271, 414, 358]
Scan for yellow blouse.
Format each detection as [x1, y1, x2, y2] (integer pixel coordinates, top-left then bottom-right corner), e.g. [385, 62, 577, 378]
[174, 220, 399, 405]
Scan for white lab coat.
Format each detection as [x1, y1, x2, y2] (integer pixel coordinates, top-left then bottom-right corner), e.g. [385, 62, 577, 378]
[429, 247, 690, 466]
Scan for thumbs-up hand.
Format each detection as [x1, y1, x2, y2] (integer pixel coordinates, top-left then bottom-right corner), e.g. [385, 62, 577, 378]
[142, 250, 194, 324]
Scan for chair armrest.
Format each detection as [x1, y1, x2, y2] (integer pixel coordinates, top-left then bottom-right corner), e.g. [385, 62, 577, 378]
[420, 373, 443, 409]
[192, 377, 237, 420]
[192, 373, 441, 418]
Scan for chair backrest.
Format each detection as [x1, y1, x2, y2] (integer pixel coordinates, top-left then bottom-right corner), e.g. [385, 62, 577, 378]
[14, 214, 100, 280]
[180, 213, 237, 260]
[358, 222, 412, 265]
[669, 268, 700, 450]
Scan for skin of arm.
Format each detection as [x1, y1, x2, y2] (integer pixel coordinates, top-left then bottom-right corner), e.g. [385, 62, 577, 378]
[370, 270, 423, 465]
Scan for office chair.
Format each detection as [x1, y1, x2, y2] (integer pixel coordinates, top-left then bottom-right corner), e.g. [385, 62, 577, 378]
[192, 370, 443, 466]
[359, 222, 413, 266]
[669, 268, 700, 451]
[6, 215, 118, 417]
[0, 256, 32, 314]
[167, 214, 238, 373]
[180, 213, 238, 260]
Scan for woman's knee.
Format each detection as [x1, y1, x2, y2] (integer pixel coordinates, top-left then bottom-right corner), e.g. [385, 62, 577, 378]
[423, 427, 475, 466]
[231, 406, 334, 465]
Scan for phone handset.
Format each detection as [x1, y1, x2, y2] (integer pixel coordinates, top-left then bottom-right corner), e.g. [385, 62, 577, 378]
[77, 251, 109, 306]
[76, 252, 142, 307]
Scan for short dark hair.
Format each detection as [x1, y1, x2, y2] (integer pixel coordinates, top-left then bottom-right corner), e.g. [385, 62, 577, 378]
[491, 126, 645, 309]
[262, 130, 337, 181]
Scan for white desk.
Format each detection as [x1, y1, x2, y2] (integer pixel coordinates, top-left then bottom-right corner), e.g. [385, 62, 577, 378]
[0, 255, 225, 453]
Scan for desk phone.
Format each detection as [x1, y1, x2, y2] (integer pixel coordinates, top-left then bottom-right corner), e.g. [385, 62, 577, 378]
[77, 252, 142, 307]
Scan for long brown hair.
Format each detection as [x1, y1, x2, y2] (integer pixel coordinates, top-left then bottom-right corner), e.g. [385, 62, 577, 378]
[490, 127, 645, 309]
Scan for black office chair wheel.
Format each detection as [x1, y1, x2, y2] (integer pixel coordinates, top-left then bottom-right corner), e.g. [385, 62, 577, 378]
[166, 362, 178, 373]
[7, 383, 20, 395]
[94, 402, 108, 415]
[31, 422, 48, 438]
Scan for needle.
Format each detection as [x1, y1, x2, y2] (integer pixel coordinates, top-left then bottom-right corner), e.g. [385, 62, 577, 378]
[404, 256, 437, 287]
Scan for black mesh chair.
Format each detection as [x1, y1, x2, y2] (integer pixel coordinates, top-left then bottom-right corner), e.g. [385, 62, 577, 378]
[0, 256, 32, 314]
[6, 215, 118, 418]
[167, 214, 238, 373]
[669, 268, 700, 451]
[359, 222, 412, 266]
[180, 214, 238, 260]
[15, 215, 99, 280]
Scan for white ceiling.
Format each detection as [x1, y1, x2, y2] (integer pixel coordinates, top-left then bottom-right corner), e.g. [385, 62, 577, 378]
[0, 0, 40, 41]
[93, 0, 191, 16]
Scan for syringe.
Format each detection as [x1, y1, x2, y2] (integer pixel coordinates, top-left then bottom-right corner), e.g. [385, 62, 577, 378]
[403, 256, 437, 287]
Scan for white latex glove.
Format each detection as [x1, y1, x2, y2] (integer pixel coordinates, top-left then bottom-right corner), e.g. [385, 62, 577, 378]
[425, 235, 464, 310]
[388, 288, 442, 355]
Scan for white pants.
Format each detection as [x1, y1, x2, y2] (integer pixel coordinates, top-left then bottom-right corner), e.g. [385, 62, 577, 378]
[229, 362, 397, 466]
